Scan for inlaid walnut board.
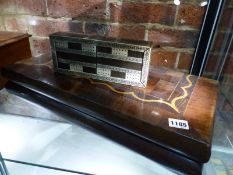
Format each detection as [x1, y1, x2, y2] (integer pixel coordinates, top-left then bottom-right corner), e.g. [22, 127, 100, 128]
[2, 54, 218, 163]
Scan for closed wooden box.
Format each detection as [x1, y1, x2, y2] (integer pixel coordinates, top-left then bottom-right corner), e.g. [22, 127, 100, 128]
[2, 54, 218, 174]
[0, 31, 31, 88]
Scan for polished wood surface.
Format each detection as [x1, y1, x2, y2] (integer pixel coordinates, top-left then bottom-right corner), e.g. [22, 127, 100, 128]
[2, 54, 218, 163]
[5, 81, 203, 175]
[0, 31, 31, 88]
[0, 31, 30, 47]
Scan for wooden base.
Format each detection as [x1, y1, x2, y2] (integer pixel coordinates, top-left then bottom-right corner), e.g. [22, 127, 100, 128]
[2, 54, 218, 165]
[6, 81, 203, 175]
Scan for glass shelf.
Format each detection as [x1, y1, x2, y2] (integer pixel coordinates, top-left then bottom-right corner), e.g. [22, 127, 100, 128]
[5, 161, 88, 175]
[0, 113, 175, 175]
[0, 153, 8, 175]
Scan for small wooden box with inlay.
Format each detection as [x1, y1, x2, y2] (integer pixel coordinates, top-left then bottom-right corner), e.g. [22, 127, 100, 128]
[50, 32, 152, 87]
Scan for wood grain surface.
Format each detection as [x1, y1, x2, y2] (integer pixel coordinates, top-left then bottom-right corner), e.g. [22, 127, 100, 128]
[0, 31, 31, 88]
[2, 54, 218, 163]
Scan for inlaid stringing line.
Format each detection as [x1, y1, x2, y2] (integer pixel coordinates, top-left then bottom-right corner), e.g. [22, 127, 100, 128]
[84, 75, 193, 113]
[35, 61, 193, 113]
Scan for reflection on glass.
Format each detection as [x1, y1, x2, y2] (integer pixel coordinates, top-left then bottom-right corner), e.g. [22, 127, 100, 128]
[203, 0, 233, 108]
[174, 0, 180, 6]
[0, 153, 9, 175]
[200, 1, 208, 7]
[29, 19, 37, 26]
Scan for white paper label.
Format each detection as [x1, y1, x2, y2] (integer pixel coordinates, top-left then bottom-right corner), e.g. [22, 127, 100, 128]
[168, 118, 189, 130]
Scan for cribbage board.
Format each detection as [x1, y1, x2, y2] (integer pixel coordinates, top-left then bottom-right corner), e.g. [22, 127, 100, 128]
[50, 32, 152, 87]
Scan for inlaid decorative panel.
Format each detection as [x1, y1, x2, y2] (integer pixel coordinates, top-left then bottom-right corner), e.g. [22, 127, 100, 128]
[50, 32, 152, 87]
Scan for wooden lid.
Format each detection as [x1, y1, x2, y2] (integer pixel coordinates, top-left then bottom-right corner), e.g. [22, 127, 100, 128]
[0, 31, 30, 47]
